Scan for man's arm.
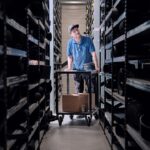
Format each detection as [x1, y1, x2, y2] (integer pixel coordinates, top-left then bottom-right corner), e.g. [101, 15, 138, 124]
[88, 37, 100, 72]
[91, 51, 100, 72]
[67, 56, 73, 70]
[66, 39, 73, 70]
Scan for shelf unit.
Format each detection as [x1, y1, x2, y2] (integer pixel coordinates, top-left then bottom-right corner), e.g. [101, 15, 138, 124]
[86, 0, 94, 36]
[50, 0, 62, 111]
[0, 0, 52, 149]
[99, 0, 150, 149]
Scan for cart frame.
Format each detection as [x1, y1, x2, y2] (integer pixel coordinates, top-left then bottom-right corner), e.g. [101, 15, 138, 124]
[55, 71, 98, 126]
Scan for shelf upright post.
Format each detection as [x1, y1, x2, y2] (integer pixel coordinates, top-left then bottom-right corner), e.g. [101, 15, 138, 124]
[26, 8, 31, 149]
[124, 0, 128, 149]
[104, 0, 107, 137]
[2, 1, 7, 149]
[111, 0, 115, 148]
[37, 19, 41, 144]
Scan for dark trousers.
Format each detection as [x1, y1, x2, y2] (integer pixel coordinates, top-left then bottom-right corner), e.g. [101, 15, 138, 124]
[73, 73, 96, 94]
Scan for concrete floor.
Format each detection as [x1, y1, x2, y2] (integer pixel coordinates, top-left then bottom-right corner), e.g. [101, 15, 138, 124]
[40, 116, 110, 150]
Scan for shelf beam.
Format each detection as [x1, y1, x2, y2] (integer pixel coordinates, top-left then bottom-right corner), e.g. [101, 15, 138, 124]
[127, 78, 150, 92]
[127, 125, 150, 150]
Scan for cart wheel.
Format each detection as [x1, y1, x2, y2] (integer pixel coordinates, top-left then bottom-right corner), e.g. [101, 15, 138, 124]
[94, 112, 99, 120]
[44, 124, 49, 131]
[62, 115, 64, 120]
[86, 116, 91, 126]
[70, 115, 74, 120]
[58, 116, 63, 126]
[88, 117, 91, 126]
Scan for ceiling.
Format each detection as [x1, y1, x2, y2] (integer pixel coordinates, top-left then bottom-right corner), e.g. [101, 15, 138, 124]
[60, 0, 88, 5]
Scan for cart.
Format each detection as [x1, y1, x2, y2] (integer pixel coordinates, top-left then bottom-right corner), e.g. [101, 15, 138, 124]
[55, 70, 98, 126]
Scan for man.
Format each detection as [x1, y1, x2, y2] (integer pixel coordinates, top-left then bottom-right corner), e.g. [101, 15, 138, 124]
[66, 24, 99, 93]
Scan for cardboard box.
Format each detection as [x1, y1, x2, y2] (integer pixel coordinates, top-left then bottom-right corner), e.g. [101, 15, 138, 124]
[62, 94, 88, 112]
[62, 93, 95, 113]
[79, 93, 95, 109]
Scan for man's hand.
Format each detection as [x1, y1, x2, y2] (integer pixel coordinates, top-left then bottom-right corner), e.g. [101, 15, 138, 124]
[95, 67, 100, 73]
[91, 52, 100, 73]
[64, 68, 72, 71]
[67, 56, 73, 71]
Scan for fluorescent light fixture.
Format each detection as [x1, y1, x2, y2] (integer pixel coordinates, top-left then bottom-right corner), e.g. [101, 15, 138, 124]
[61, 1, 87, 4]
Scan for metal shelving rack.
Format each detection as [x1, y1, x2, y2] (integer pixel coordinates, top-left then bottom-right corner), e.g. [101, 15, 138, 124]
[99, 0, 150, 149]
[50, 0, 62, 112]
[0, 0, 52, 149]
[86, 0, 94, 36]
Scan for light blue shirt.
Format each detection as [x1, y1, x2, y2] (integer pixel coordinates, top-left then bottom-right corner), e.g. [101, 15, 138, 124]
[66, 36, 95, 70]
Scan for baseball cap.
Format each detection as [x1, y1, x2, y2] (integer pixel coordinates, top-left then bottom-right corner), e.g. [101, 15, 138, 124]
[68, 24, 79, 33]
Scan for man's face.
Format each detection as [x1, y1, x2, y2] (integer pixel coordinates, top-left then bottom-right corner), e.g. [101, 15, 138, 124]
[70, 27, 81, 39]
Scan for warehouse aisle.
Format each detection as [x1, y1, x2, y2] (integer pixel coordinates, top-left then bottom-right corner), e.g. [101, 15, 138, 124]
[40, 116, 110, 150]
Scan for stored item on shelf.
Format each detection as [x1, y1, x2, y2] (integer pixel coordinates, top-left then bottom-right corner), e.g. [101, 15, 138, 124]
[45, 111, 53, 122]
[105, 33, 112, 44]
[112, 44, 124, 57]
[39, 110, 44, 118]
[100, 2, 105, 22]
[40, 66, 50, 79]
[40, 115, 49, 130]
[111, 7, 119, 20]
[140, 114, 150, 141]
[28, 66, 40, 84]
[114, 113, 125, 124]
[127, 100, 143, 130]
[117, 68, 125, 96]
[7, 29, 26, 50]
[6, 0, 28, 25]
[28, 140, 35, 150]
[7, 57, 27, 77]
[34, 92, 42, 102]
[29, 48, 39, 60]
[115, 124, 124, 137]
[0, 2, 3, 10]
[40, 34, 45, 43]
[138, 63, 150, 79]
[0, 101, 6, 124]
[7, 123, 27, 139]
[106, 78, 117, 89]
[30, 1, 45, 20]
[127, 0, 150, 30]
[46, 32, 52, 41]
[100, 28, 105, 46]
[105, 0, 112, 13]
[46, 81, 52, 93]
[0, 57, 4, 81]
[7, 86, 20, 109]
[103, 63, 122, 74]
[6, 29, 13, 46]
[38, 86, 44, 95]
